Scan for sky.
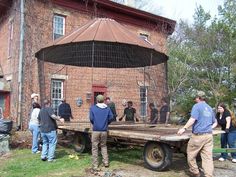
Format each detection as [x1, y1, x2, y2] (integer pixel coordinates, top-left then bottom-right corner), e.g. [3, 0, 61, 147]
[139, 0, 224, 23]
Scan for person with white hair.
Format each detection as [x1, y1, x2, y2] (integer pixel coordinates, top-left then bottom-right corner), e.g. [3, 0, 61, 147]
[29, 102, 41, 154]
[31, 93, 39, 104]
[28, 93, 40, 144]
[29, 93, 40, 120]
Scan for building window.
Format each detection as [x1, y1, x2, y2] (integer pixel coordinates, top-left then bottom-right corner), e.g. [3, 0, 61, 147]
[51, 79, 63, 114]
[140, 86, 147, 117]
[53, 14, 65, 40]
[112, 0, 125, 4]
[139, 33, 149, 41]
[8, 20, 14, 58]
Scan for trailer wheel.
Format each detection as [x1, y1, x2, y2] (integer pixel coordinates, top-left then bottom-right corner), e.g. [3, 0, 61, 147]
[73, 132, 91, 153]
[143, 141, 172, 171]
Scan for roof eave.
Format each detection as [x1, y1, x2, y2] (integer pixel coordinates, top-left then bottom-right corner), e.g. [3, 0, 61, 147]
[94, 0, 176, 34]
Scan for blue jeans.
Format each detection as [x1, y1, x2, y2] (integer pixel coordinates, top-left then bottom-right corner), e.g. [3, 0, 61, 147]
[41, 130, 57, 161]
[220, 131, 236, 159]
[29, 123, 40, 153]
[228, 131, 236, 159]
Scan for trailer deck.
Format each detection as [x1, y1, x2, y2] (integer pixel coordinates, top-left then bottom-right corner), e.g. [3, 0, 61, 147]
[58, 121, 224, 171]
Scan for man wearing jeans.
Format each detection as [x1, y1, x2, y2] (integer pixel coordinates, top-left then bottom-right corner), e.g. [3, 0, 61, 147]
[89, 95, 113, 171]
[38, 99, 64, 162]
[177, 92, 217, 177]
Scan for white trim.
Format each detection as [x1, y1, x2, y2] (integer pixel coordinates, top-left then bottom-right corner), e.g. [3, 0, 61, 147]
[8, 19, 14, 58]
[53, 9, 70, 16]
[5, 74, 12, 81]
[140, 86, 148, 117]
[51, 79, 64, 114]
[137, 81, 150, 87]
[51, 74, 68, 80]
[53, 14, 65, 40]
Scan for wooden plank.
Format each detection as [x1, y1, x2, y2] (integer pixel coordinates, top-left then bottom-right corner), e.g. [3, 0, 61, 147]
[108, 129, 162, 141]
[160, 134, 190, 141]
[58, 122, 225, 142]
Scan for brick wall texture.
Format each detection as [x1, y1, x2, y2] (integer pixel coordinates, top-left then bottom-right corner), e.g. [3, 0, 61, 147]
[0, 0, 171, 129]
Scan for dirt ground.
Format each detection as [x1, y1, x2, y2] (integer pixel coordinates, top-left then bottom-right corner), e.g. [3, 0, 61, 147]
[6, 130, 236, 177]
[82, 154, 236, 177]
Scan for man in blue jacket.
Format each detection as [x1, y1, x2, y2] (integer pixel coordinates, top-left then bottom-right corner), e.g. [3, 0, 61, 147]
[89, 94, 113, 171]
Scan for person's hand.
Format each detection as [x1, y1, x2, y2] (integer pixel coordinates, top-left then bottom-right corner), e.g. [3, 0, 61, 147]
[177, 128, 186, 135]
[225, 128, 229, 133]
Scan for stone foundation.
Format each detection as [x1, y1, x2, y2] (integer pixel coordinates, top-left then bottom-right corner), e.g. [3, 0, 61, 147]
[0, 134, 10, 155]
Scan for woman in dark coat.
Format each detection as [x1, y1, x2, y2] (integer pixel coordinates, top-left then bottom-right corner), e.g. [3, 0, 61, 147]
[216, 103, 236, 163]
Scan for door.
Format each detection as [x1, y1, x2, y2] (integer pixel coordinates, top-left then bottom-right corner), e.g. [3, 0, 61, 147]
[92, 85, 107, 104]
[0, 92, 10, 118]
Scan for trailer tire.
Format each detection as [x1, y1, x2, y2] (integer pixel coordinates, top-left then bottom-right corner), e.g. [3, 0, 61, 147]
[143, 141, 172, 171]
[73, 132, 91, 153]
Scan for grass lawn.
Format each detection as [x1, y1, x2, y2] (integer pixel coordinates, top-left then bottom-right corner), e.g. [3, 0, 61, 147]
[213, 134, 221, 148]
[0, 146, 143, 177]
[0, 135, 221, 177]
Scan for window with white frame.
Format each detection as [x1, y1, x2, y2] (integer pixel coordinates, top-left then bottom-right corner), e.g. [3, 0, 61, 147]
[8, 19, 14, 58]
[140, 86, 148, 117]
[51, 79, 63, 114]
[53, 14, 65, 40]
[139, 33, 149, 41]
[111, 0, 125, 4]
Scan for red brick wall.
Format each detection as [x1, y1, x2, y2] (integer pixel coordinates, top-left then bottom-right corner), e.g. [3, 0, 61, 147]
[0, 0, 170, 129]
[0, 0, 22, 124]
[41, 63, 167, 122]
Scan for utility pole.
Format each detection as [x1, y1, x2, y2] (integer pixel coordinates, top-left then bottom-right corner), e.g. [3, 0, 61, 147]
[17, 0, 25, 130]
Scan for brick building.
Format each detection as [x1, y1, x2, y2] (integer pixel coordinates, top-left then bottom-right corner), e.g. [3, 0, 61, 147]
[0, 0, 175, 129]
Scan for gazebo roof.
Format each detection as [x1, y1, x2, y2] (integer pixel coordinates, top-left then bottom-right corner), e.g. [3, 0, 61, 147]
[45, 18, 158, 50]
[36, 18, 168, 68]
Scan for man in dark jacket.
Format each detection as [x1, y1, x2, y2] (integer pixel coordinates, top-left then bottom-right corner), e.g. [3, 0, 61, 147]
[89, 95, 113, 171]
[58, 98, 73, 122]
[160, 97, 170, 124]
[105, 97, 117, 121]
[149, 103, 158, 124]
[58, 98, 73, 136]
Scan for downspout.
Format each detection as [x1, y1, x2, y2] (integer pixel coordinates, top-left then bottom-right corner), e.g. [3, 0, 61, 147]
[17, 0, 25, 130]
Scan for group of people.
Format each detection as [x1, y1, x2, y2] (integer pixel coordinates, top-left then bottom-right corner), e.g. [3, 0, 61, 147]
[28, 93, 70, 162]
[148, 97, 170, 124]
[28, 91, 236, 176]
[178, 92, 236, 177]
[28, 93, 171, 169]
[89, 95, 171, 171]
[107, 97, 170, 124]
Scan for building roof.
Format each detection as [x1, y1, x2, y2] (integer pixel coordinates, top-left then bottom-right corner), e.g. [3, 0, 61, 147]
[54, 0, 176, 34]
[95, 0, 176, 33]
[0, 0, 12, 17]
[0, 0, 176, 34]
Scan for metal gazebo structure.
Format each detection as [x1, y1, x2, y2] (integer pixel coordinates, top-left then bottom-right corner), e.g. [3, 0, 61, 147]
[35, 18, 169, 121]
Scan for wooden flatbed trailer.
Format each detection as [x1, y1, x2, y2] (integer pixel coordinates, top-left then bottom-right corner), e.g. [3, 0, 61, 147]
[58, 121, 223, 171]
